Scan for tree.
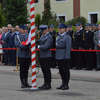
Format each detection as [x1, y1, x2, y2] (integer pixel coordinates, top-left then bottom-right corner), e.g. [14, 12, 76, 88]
[65, 16, 87, 26]
[42, 0, 52, 25]
[35, 14, 41, 28]
[4, 0, 28, 26]
[0, 4, 6, 27]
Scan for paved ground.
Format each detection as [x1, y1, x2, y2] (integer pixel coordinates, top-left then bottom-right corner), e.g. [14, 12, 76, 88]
[0, 65, 100, 82]
[0, 66, 100, 100]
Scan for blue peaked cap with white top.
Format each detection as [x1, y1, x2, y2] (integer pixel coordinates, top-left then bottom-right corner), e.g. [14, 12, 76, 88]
[39, 25, 48, 30]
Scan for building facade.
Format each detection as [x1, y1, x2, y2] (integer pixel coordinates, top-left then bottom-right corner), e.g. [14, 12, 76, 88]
[80, 0, 100, 24]
[28, 0, 100, 24]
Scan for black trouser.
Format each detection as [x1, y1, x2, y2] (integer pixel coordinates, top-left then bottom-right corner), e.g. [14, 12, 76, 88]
[8, 50, 11, 65]
[93, 52, 97, 69]
[3, 50, 9, 65]
[19, 58, 31, 86]
[39, 58, 51, 86]
[72, 51, 83, 69]
[84, 51, 94, 70]
[51, 51, 56, 68]
[71, 51, 75, 69]
[56, 59, 70, 86]
[10, 50, 16, 66]
[2, 50, 6, 64]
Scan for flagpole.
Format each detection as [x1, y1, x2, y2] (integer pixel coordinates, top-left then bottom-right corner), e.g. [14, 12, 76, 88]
[29, 0, 38, 90]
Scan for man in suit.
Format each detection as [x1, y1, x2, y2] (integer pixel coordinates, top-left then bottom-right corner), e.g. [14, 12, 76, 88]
[9, 28, 16, 66]
[56, 23, 72, 90]
[1, 27, 10, 65]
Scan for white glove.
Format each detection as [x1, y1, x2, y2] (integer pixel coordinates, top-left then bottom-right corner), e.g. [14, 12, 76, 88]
[38, 45, 40, 48]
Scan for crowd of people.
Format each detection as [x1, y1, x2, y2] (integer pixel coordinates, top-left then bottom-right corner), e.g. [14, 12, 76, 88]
[0, 23, 100, 89]
[0, 24, 32, 89]
[67, 23, 100, 71]
[37, 23, 100, 90]
[0, 24, 30, 66]
[0, 23, 100, 71]
[37, 23, 100, 71]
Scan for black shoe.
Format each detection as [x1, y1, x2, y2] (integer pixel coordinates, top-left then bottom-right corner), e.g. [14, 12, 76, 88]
[61, 85, 69, 90]
[57, 85, 69, 90]
[21, 84, 27, 88]
[39, 84, 51, 90]
[56, 85, 63, 89]
[85, 68, 93, 70]
[26, 84, 32, 88]
[39, 84, 46, 89]
[46, 85, 51, 90]
[96, 68, 100, 71]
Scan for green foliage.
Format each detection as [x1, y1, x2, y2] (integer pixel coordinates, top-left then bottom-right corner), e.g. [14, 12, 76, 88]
[97, 21, 100, 24]
[0, 4, 6, 27]
[72, 26, 76, 32]
[4, 0, 28, 26]
[41, 0, 52, 25]
[35, 14, 42, 28]
[47, 13, 59, 28]
[36, 12, 59, 28]
[65, 16, 87, 26]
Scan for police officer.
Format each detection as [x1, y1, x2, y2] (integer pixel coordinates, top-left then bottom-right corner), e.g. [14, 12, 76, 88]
[72, 24, 84, 69]
[15, 26, 31, 88]
[66, 25, 74, 69]
[38, 25, 53, 90]
[92, 24, 97, 32]
[15, 25, 20, 35]
[56, 24, 72, 90]
[83, 24, 94, 70]
[66, 25, 73, 38]
[48, 24, 56, 68]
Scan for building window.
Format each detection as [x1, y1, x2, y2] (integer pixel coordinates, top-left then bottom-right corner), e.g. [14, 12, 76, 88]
[58, 16, 65, 22]
[88, 12, 98, 24]
[90, 14, 98, 24]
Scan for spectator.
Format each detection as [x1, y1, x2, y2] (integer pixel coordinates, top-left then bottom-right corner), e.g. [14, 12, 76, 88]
[0, 29, 3, 64]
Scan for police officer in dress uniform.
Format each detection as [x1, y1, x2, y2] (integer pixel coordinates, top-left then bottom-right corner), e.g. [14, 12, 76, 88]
[48, 24, 56, 68]
[83, 24, 94, 70]
[56, 24, 72, 90]
[66, 25, 73, 37]
[72, 24, 84, 69]
[38, 25, 53, 90]
[15, 26, 31, 88]
[66, 25, 74, 69]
